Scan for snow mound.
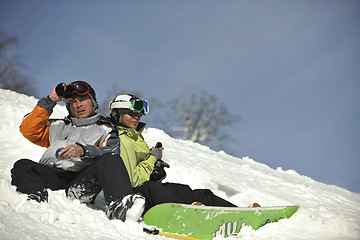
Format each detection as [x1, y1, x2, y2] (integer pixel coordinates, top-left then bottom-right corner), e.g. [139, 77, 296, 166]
[0, 88, 359, 240]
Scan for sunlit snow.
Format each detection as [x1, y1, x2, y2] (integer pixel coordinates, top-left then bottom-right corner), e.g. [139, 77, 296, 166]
[0, 89, 359, 240]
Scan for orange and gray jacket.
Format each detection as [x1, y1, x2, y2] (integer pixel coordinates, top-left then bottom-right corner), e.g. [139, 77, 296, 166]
[20, 97, 120, 172]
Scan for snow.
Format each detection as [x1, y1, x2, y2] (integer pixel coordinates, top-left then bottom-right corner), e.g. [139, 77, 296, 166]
[0, 88, 359, 240]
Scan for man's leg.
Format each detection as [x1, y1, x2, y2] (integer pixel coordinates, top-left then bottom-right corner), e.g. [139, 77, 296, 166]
[11, 159, 78, 202]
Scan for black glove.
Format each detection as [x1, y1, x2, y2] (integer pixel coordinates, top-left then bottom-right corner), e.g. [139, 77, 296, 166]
[149, 142, 169, 182]
[150, 159, 170, 182]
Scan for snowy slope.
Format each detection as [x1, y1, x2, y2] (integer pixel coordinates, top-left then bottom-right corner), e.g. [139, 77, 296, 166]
[0, 88, 359, 240]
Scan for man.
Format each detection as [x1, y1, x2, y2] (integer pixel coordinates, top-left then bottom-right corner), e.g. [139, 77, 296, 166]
[11, 81, 144, 221]
[109, 94, 237, 213]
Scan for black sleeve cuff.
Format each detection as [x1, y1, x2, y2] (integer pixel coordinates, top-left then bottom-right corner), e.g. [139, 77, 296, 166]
[37, 96, 56, 113]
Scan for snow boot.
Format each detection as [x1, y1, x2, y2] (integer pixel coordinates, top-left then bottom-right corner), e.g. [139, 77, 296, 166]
[125, 195, 146, 222]
[106, 194, 145, 222]
[27, 189, 48, 203]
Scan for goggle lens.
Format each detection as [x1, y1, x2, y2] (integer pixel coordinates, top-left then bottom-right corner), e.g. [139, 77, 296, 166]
[56, 82, 90, 98]
[130, 99, 149, 115]
[66, 82, 90, 96]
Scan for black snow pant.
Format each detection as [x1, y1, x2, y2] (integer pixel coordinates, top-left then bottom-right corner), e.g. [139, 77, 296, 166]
[134, 181, 237, 213]
[11, 153, 133, 206]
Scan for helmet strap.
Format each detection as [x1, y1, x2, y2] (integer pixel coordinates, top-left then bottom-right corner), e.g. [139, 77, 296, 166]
[88, 94, 98, 112]
[110, 109, 126, 126]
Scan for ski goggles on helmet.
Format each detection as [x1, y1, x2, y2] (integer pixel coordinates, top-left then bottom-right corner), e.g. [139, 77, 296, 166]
[131, 99, 149, 115]
[111, 98, 149, 115]
[55, 82, 90, 98]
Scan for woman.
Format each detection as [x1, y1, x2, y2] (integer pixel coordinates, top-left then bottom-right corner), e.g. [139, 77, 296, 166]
[109, 94, 237, 213]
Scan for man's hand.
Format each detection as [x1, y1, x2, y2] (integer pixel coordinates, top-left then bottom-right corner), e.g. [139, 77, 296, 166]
[57, 145, 84, 160]
[49, 85, 72, 102]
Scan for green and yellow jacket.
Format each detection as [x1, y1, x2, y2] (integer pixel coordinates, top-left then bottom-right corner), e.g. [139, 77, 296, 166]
[117, 122, 157, 187]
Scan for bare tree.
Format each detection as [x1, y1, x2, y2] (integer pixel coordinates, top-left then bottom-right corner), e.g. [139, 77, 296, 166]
[0, 30, 37, 96]
[163, 88, 240, 143]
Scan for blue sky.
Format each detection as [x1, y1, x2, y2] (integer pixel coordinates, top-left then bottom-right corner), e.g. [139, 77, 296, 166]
[1, 0, 359, 193]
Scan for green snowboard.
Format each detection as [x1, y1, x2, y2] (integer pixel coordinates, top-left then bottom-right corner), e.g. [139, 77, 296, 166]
[143, 203, 299, 239]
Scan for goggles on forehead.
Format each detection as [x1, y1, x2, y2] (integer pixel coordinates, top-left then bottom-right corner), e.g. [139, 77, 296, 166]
[56, 82, 90, 98]
[111, 98, 149, 115]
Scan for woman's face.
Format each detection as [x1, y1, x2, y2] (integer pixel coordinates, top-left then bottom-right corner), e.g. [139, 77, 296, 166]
[121, 111, 142, 128]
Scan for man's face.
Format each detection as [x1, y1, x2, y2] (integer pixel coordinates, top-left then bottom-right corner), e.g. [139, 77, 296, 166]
[68, 95, 93, 118]
[121, 111, 142, 129]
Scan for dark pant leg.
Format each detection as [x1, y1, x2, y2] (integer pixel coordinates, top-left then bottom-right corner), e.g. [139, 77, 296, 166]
[11, 159, 78, 194]
[11, 159, 78, 202]
[134, 182, 196, 212]
[66, 153, 133, 206]
[192, 189, 237, 207]
[134, 182, 236, 213]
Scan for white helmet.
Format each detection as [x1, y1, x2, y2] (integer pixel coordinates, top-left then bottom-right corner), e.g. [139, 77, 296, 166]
[109, 94, 149, 124]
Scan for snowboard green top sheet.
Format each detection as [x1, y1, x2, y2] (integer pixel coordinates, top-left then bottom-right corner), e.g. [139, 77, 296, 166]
[143, 203, 299, 240]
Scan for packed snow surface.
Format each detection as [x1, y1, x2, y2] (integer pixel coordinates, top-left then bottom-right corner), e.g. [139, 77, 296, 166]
[0, 89, 359, 240]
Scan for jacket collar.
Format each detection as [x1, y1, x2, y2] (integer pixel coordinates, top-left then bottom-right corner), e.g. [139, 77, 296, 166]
[136, 122, 146, 132]
[117, 122, 146, 135]
[68, 113, 101, 127]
